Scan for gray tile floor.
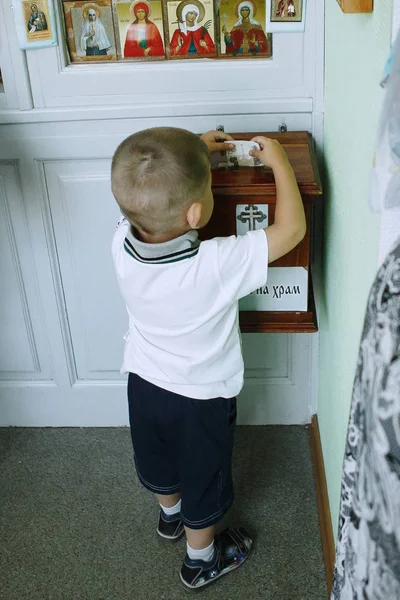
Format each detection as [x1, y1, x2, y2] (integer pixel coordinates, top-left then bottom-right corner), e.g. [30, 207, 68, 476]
[0, 426, 327, 600]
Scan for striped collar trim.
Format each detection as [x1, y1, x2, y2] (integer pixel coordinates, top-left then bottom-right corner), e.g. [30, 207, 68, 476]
[124, 227, 200, 265]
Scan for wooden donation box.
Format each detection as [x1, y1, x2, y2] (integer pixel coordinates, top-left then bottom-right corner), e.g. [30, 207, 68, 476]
[201, 131, 322, 334]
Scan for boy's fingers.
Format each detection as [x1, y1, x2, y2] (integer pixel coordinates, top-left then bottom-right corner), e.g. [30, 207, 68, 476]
[214, 131, 235, 142]
[219, 141, 235, 150]
[212, 141, 235, 152]
[251, 136, 267, 148]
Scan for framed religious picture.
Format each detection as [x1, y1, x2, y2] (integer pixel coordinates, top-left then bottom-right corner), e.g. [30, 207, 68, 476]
[12, 0, 58, 49]
[165, 0, 216, 59]
[115, 0, 166, 59]
[266, 0, 306, 32]
[63, 0, 117, 61]
[218, 0, 272, 58]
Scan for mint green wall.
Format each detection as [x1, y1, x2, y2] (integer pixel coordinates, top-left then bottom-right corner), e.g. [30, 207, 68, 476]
[318, 0, 392, 537]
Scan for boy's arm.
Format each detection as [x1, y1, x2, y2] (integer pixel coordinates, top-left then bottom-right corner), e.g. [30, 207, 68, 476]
[250, 137, 306, 264]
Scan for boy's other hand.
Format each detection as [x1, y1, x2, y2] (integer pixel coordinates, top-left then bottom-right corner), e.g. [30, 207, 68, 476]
[249, 136, 288, 170]
[201, 131, 235, 153]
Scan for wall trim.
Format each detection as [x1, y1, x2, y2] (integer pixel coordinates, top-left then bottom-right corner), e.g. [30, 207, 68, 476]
[308, 414, 335, 597]
[0, 99, 313, 125]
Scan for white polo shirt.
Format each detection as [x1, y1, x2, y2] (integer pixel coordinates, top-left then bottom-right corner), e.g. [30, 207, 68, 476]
[112, 218, 268, 399]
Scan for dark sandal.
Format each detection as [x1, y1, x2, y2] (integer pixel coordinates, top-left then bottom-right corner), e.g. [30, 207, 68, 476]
[157, 510, 185, 543]
[180, 527, 252, 591]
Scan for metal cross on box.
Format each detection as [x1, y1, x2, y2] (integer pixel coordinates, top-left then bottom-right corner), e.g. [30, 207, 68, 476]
[236, 204, 268, 236]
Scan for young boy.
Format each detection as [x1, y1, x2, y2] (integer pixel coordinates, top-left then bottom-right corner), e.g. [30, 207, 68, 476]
[111, 128, 306, 591]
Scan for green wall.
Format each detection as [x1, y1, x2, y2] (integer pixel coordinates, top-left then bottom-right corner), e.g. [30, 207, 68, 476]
[319, 0, 393, 537]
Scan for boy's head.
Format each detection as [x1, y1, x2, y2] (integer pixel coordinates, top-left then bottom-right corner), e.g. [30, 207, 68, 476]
[111, 127, 213, 238]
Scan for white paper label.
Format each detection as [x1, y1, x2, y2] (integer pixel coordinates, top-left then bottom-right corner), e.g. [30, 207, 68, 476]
[240, 267, 308, 312]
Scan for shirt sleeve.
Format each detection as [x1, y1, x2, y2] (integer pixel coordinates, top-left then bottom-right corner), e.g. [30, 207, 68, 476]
[215, 229, 269, 301]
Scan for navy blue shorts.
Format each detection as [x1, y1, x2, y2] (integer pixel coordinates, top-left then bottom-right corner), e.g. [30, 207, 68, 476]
[127, 373, 237, 530]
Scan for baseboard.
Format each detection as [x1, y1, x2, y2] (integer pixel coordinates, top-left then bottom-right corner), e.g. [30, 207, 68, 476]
[308, 415, 335, 597]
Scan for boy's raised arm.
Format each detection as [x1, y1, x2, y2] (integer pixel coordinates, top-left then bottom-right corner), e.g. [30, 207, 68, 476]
[250, 137, 306, 264]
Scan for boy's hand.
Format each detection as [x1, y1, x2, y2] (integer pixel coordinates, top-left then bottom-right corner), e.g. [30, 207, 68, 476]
[249, 136, 289, 170]
[201, 130, 235, 153]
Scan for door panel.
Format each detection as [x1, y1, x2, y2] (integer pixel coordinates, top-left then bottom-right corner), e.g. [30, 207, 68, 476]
[0, 114, 316, 425]
[43, 161, 126, 382]
[0, 162, 51, 382]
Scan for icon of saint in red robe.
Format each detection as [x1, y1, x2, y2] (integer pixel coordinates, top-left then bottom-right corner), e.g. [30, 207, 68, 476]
[170, 1, 215, 56]
[124, 1, 165, 58]
[222, 0, 271, 56]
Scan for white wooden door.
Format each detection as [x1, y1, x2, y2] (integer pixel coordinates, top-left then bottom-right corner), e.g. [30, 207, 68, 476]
[0, 113, 317, 425]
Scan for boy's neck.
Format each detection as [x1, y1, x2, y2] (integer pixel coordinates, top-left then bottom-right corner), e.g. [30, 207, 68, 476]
[134, 226, 193, 244]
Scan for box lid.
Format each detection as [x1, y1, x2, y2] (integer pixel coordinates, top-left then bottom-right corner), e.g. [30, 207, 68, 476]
[212, 131, 322, 199]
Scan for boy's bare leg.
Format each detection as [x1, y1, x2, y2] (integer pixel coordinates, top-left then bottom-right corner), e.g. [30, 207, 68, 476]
[184, 525, 215, 550]
[156, 492, 181, 508]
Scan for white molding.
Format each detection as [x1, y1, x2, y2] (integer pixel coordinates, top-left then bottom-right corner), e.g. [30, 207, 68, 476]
[35, 159, 79, 386]
[0, 169, 41, 376]
[25, 51, 45, 108]
[72, 380, 126, 388]
[0, 382, 309, 426]
[0, 97, 313, 125]
[0, 114, 313, 158]
[0, 380, 56, 387]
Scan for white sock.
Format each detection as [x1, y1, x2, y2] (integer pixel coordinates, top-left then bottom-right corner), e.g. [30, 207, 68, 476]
[187, 540, 215, 563]
[159, 499, 181, 516]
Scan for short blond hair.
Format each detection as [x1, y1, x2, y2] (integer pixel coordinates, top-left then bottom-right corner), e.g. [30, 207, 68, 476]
[111, 127, 210, 235]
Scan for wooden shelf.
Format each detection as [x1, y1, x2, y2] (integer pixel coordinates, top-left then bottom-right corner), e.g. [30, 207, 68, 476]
[240, 276, 318, 333]
[337, 0, 373, 13]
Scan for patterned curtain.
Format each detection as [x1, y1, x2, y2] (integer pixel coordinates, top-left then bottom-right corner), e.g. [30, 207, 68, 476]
[331, 29, 400, 600]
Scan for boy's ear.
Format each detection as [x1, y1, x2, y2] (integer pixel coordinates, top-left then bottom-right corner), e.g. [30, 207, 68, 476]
[186, 202, 202, 229]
